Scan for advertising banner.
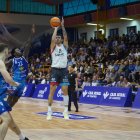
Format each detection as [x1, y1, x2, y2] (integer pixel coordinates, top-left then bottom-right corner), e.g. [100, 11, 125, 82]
[53, 86, 63, 101]
[133, 89, 140, 108]
[32, 84, 50, 99]
[100, 87, 132, 107]
[22, 84, 35, 97]
[80, 86, 102, 104]
[80, 86, 132, 107]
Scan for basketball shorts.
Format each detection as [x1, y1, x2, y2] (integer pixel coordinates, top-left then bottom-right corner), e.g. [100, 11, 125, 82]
[0, 92, 12, 115]
[50, 67, 69, 86]
[7, 82, 26, 97]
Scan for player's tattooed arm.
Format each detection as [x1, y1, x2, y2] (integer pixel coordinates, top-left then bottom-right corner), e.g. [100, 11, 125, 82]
[50, 26, 59, 53]
[61, 17, 68, 49]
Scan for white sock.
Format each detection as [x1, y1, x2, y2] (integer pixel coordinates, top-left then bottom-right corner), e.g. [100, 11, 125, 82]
[63, 95, 69, 113]
[19, 133, 25, 140]
[64, 106, 68, 113]
[48, 106, 52, 113]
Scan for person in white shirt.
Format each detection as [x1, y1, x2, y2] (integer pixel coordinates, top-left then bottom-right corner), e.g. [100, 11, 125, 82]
[47, 17, 69, 120]
[116, 75, 124, 87]
[92, 75, 99, 86]
[82, 77, 91, 89]
[122, 77, 131, 88]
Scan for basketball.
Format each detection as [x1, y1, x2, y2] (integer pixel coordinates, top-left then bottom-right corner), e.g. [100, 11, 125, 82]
[50, 17, 61, 27]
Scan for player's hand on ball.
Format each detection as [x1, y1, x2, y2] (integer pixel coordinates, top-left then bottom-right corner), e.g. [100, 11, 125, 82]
[61, 17, 64, 27]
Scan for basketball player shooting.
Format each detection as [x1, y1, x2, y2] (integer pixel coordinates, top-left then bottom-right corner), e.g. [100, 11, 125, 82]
[47, 17, 70, 120]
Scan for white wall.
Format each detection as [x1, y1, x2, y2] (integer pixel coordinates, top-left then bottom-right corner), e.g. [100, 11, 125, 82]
[78, 25, 97, 41]
[106, 20, 140, 37]
[78, 19, 140, 41]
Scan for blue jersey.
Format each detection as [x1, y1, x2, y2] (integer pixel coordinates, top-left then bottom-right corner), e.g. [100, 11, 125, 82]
[0, 73, 7, 96]
[0, 73, 12, 114]
[0, 71, 12, 114]
[12, 56, 28, 82]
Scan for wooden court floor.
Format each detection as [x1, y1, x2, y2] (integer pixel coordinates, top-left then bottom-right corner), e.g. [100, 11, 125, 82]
[5, 97, 140, 140]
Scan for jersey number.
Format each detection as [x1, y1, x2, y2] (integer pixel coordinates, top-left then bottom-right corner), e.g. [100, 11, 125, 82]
[18, 61, 23, 66]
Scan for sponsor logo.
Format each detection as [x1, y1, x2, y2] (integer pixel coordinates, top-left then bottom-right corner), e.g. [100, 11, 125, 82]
[103, 91, 126, 100]
[103, 91, 110, 99]
[55, 53, 64, 57]
[83, 90, 101, 98]
[83, 90, 88, 97]
[19, 66, 24, 71]
[37, 112, 96, 120]
[51, 78, 55, 81]
[57, 89, 63, 98]
[38, 87, 47, 98]
[22, 86, 27, 96]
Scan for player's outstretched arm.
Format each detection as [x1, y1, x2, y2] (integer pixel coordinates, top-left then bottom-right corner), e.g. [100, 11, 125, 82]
[50, 26, 59, 53]
[61, 17, 68, 49]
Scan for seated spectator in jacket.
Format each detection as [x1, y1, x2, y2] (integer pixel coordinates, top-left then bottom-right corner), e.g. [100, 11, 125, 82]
[110, 69, 120, 82]
[132, 60, 140, 83]
[105, 78, 113, 87]
[118, 59, 125, 73]
[134, 48, 140, 59]
[128, 60, 135, 72]
[97, 68, 105, 85]
[122, 60, 131, 78]
[92, 75, 99, 86]
[29, 75, 38, 85]
[116, 75, 124, 87]
[67, 56, 73, 66]
[81, 76, 91, 89]
[113, 60, 120, 71]
[104, 69, 112, 82]
[122, 77, 131, 88]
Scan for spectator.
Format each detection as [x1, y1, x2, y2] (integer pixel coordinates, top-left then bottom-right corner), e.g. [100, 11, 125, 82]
[81, 76, 91, 89]
[91, 75, 99, 86]
[122, 77, 131, 88]
[116, 75, 124, 87]
[27, 33, 140, 88]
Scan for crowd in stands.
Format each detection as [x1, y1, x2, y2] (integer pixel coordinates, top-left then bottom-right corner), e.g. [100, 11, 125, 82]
[27, 30, 140, 91]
